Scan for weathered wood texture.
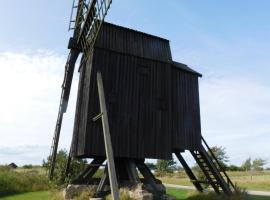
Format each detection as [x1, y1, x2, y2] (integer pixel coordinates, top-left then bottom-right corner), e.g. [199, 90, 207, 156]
[95, 23, 172, 62]
[71, 22, 202, 159]
[171, 62, 202, 151]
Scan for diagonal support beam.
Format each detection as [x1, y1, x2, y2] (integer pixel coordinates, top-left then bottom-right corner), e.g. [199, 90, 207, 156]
[174, 151, 204, 192]
[97, 71, 119, 200]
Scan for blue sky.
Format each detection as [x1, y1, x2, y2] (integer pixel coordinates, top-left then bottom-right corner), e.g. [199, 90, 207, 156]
[0, 0, 269, 167]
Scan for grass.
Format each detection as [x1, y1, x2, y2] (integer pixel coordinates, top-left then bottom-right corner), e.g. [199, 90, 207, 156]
[166, 188, 270, 200]
[159, 170, 270, 192]
[248, 196, 270, 200]
[0, 167, 269, 199]
[0, 188, 268, 200]
[228, 171, 270, 191]
[166, 187, 191, 199]
[0, 191, 49, 200]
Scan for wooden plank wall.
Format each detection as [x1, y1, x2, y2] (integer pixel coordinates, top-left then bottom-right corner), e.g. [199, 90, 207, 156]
[71, 22, 202, 159]
[171, 65, 202, 151]
[95, 22, 172, 62]
[73, 48, 172, 159]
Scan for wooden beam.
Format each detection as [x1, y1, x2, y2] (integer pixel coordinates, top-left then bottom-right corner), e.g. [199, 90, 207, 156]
[97, 72, 119, 200]
[174, 151, 203, 192]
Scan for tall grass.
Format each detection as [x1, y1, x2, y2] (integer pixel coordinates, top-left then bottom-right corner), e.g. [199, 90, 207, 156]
[0, 166, 50, 197]
[186, 192, 247, 200]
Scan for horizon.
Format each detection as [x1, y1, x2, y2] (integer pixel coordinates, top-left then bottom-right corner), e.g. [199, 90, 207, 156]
[0, 0, 269, 167]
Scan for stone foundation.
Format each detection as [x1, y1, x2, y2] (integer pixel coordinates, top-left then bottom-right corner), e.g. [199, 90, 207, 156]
[63, 183, 175, 200]
[63, 184, 97, 200]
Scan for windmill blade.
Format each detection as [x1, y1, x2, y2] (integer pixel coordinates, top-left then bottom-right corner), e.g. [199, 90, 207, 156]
[48, 49, 79, 180]
[48, 0, 113, 180]
[77, 0, 112, 61]
[48, 0, 86, 180]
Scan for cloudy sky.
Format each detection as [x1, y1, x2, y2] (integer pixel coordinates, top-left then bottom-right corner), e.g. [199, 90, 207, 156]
[0, 0, 269, 167]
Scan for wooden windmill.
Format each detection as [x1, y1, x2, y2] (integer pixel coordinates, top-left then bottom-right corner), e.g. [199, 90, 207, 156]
[49, 1, 236, 199]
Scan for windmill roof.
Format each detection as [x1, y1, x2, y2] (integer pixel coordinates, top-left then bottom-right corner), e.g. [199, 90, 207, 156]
[172, 61, 202, 77]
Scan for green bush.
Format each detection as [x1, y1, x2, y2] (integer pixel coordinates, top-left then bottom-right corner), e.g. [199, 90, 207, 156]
[22, 164, 33, 169]
[43, 149, 88, 186]
[0, 166, 50, 197]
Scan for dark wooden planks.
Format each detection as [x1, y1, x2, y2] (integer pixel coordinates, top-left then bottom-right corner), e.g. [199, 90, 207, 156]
[71, 22, 203, 159]
[95, 22, 172, 63]
[171, 65, 202, 151]
[79, 49, 172, 159]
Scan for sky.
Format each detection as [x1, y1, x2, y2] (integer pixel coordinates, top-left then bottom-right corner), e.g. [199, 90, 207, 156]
[0, 0, 269, 167]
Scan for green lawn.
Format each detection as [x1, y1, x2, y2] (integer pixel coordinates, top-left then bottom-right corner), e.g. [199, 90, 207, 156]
[166, 188, 270, 200]
[0, 189, 268, 200]
[166, 187, 191, 199]
[0, 191, 49, 200]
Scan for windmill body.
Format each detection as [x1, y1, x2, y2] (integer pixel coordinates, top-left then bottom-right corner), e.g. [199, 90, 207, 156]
[71, 22, 202, 160]
[49, 1, 236, 198]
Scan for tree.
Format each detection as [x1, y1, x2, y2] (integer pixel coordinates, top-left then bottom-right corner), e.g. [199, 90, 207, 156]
[227, 165, 243, 171]
[252, 158, 267, 171]
[43, 149, 88, 185]
[241, 158, 252, 171]
[210, 146, 229, 169]
[145, 162, 157, 170]
[156, 159, 177, 176]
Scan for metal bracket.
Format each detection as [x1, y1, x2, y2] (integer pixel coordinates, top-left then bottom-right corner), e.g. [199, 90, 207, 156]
[92, 112, 103, 121]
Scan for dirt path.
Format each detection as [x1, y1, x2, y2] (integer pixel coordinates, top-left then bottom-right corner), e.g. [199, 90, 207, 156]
[164, 183, 270, 197]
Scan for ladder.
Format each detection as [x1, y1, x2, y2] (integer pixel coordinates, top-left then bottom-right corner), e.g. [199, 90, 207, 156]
[175, 137, 235, 195]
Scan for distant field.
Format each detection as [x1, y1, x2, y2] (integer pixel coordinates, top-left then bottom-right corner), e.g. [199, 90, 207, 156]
[159, 171, 270, 192]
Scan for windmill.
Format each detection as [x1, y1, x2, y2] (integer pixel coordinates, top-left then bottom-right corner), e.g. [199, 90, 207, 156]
[48, 0, 117, 197]
[48, 1, 236, 199]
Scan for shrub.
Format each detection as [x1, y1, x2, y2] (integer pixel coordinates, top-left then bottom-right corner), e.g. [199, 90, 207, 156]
[0, 166, 50, 197]
[186, 187, 247, 200]
[43, 149, 88, 186]
[75, 190, 95, 200]
[106, 189, 134, 200]
[23, 164, 33, 169]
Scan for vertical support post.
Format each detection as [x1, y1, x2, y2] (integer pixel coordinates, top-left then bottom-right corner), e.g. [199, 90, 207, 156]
[65, 149, 72, 177]
[97, 72, 119, 200]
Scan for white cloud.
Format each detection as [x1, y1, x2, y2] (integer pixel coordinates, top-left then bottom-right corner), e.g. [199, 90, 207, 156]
[0, 51, 79, 165]
[200, 76, 270, 167]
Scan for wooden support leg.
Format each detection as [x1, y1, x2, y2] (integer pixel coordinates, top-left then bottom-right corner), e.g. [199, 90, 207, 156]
[97, 72, 119, 200]
[174, 151, 204, 192]
[95, 165, 109, 197]
[135, 160, 163, 195]
[72, 157, 105, 184]
[126, 160, 141, 184]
